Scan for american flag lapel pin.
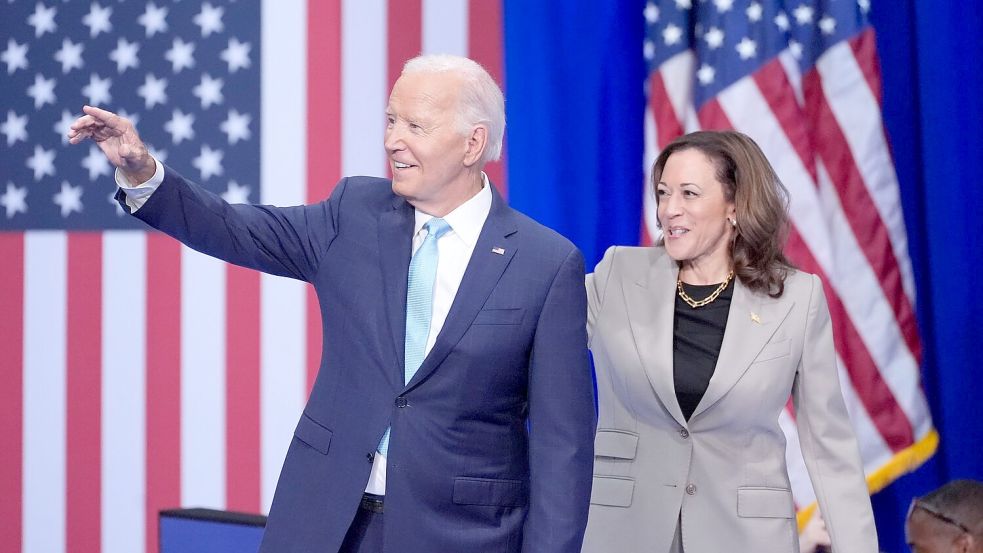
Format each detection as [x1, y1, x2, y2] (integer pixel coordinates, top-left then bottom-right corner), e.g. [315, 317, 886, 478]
[491, 247, 505, 255]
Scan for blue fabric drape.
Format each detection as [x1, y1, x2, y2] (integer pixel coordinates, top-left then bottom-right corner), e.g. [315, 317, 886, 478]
[504, 0, 983, 550]
[504, 0, 646, 265]
[867, 1, 983, 551]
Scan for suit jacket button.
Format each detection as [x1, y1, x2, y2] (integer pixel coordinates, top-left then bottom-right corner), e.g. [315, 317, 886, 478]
[679, 428, 689, 439]
[685, 483, 697, 495]
[395, 396, 408, 408]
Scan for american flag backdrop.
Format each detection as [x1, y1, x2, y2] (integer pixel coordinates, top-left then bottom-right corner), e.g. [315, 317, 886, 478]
[641, 0, 936, 521]
[0, 1, 506, 552]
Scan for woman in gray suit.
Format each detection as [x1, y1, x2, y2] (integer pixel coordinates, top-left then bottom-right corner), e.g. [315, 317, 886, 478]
[582, 131, 877, 553]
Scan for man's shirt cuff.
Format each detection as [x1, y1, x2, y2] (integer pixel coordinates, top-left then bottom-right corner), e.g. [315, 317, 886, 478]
[114, 157, 164, 212]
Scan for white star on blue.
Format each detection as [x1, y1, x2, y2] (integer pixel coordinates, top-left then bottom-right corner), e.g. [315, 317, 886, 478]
[1, 0, 260, 231]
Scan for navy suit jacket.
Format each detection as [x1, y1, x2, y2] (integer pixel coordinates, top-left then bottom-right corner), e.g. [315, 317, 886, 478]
[122, 167, 596, 553]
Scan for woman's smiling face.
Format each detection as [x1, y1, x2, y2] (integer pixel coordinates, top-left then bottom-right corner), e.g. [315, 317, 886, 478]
[656, 148, 736, 270]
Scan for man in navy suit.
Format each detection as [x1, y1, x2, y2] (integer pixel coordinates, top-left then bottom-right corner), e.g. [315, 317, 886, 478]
[69, 55, 595, 553]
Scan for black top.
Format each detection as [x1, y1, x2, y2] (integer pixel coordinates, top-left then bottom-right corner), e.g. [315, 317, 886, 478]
[673, 280, 734, 420]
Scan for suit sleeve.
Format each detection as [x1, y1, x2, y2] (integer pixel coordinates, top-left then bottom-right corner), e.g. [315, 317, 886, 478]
[522, 247, 596, 553]
[792, 274, 878, 553]
[120, 164, 344, 282]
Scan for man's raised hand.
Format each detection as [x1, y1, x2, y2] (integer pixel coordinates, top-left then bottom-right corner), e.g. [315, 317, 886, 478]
[68, 105, 156, 184]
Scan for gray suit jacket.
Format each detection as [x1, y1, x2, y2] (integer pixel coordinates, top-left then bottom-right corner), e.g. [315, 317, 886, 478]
[582, 246, 877, 553]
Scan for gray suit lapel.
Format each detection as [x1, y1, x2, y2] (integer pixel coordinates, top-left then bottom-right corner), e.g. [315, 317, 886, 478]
[622, 251, 689, 429]
[689, 281, 793, 420]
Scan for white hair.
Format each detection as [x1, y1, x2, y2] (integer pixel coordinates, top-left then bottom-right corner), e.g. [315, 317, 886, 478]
[401, 54, 505, 164]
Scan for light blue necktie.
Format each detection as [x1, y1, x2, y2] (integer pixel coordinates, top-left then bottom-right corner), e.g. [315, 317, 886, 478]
[378, 218, 451, 456]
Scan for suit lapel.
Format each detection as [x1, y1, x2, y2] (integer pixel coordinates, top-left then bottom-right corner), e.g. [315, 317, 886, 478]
[689, 281, 793, 420]
[403, 186, 517, 392]
[623, 250, 689, 428]
[378, 195, 414, 389]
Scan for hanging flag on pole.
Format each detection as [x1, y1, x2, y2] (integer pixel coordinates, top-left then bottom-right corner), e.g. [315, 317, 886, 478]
[641, 0, 936, 523]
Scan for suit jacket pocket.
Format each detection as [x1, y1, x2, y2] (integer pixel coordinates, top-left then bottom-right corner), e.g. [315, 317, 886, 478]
[590, 476, 634, 507]
[594, 429, 639, 460]
[294, 413, 333, 455]
[473, 308, 524, 325]
[753, 339, 791, 364]
[737, 487, 794, 518]
[453, 477, 528, 507]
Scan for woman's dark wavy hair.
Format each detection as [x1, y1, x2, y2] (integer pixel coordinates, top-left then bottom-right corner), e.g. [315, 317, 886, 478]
[652, 130, 793, 297]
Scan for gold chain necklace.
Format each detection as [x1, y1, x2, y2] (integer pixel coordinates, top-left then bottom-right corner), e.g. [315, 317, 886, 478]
[677, 271, 734, 308]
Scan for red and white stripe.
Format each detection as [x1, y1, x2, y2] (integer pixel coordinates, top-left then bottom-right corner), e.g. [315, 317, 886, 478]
[2, 2, 505, 552]
[642, 28, 933, 509]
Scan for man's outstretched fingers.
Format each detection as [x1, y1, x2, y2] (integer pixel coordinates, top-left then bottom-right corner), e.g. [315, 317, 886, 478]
[67, 129, 90, 144]
[69, 115, 100, 132]
[82, 105, 118, 123]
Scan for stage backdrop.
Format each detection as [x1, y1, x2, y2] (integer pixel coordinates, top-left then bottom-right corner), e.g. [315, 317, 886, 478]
[2, 1, 981, 553]
[505, 0, 983, 552]
[0, 2, 504, 553]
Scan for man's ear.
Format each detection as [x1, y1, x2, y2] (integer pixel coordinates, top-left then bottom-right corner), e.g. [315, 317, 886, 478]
[954, 531, 973, 552]
[463, 125, 488, 167]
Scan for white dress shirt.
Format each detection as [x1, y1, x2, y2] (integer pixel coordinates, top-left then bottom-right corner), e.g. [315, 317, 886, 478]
[116, 162, 493, 495]
[114, 159, 164, 211]
[364, 176, 492, 494]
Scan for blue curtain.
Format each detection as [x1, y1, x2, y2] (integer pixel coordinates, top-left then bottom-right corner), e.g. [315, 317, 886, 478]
[504, 1, 983, 550]
[866, 1, 983, 551]
[504, 0, 646, 265]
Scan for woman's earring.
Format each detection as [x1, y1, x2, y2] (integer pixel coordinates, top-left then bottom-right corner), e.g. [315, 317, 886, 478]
[728, 218, 737, 227]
